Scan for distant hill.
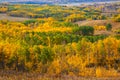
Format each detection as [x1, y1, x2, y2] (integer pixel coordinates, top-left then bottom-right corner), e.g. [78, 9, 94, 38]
[1, 0, 120, 4]
[75, 20, 120, 35]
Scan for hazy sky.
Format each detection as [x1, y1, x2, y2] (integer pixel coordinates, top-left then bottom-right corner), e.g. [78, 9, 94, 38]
[0, 0, 120, 2]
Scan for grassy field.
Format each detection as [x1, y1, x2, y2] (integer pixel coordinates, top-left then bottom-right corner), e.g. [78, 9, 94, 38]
[0, 13, 31, 22]
[0, 71, 120, 80]
[0, 70, 120, 80]
[76, 20, 120, 30]
[76, 20, 120, 35]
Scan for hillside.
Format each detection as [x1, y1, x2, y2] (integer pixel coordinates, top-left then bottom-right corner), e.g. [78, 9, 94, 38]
[76, 20, 120, 30]
[76, 20, 120, 35]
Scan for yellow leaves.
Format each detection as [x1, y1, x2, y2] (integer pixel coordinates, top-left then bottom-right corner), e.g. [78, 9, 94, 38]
[65, 43, 77, 55]
[47, 17, 56, 22]
[25, 62, 33, 70]
[83, 7, 90, 12]
[77, 38, 92, 56]
[14, 5, 21, 9]
[94, 25, 106, 31]
[0, 42, 21, 61]
[0, 6, 8, 13]
[67, 55, 81, 68]
[48, 59, 61, 75]
[0, 43, 4, 53]
[71, 42, 77, 50]
[9, 22, 26, 28]
[0, 21, 31, 37]
[95, 40, 105, 55]
[34, 25, 72, 32]
[96, 67, 103, 77]
[114, 14, 120, 22]
[96, 67, 118, 77]
[35, 8, 43, 11]
[65, 14, 85, 22]
[0, 20, 72, 35]
[103, 37, 120, 60]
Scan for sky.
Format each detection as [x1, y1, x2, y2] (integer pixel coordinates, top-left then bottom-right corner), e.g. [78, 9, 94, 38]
[0, 0, 120, 3]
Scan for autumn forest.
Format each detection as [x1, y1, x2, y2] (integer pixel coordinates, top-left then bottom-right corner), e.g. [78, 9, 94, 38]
[0, 2, 120, 80]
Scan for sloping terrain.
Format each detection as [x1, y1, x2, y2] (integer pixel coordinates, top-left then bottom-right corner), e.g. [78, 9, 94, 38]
[76, 20, 120, 30]
[76, 20, 120, 35]
[0, 14, 30, 21]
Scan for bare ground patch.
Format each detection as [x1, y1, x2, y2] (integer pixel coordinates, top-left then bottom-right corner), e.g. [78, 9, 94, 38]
[0, 13, 31, 22]
[0, 70, 120, 80]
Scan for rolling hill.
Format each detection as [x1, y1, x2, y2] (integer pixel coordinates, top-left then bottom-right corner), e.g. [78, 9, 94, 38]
[76, 20, 120, 35]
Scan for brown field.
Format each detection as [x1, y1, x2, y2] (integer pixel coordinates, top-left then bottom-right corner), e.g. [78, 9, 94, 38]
[0, 70, 120, 80]
[0, 13, 31, 22]
[75, 20, 120, 29]
[76, 20, 120, 35]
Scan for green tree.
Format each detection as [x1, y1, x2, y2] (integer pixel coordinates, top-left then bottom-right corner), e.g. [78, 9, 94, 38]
[114, 15, 120, 22]
[40, 47, 54, 64]
[106, 23, 112, 31]
[73, 26, 94, 36]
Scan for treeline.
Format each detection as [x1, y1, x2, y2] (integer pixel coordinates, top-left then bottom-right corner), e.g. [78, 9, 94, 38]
[1, 4, 120, 22]
[24, 32, 107, 46]
[4, 5, 108, 21]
